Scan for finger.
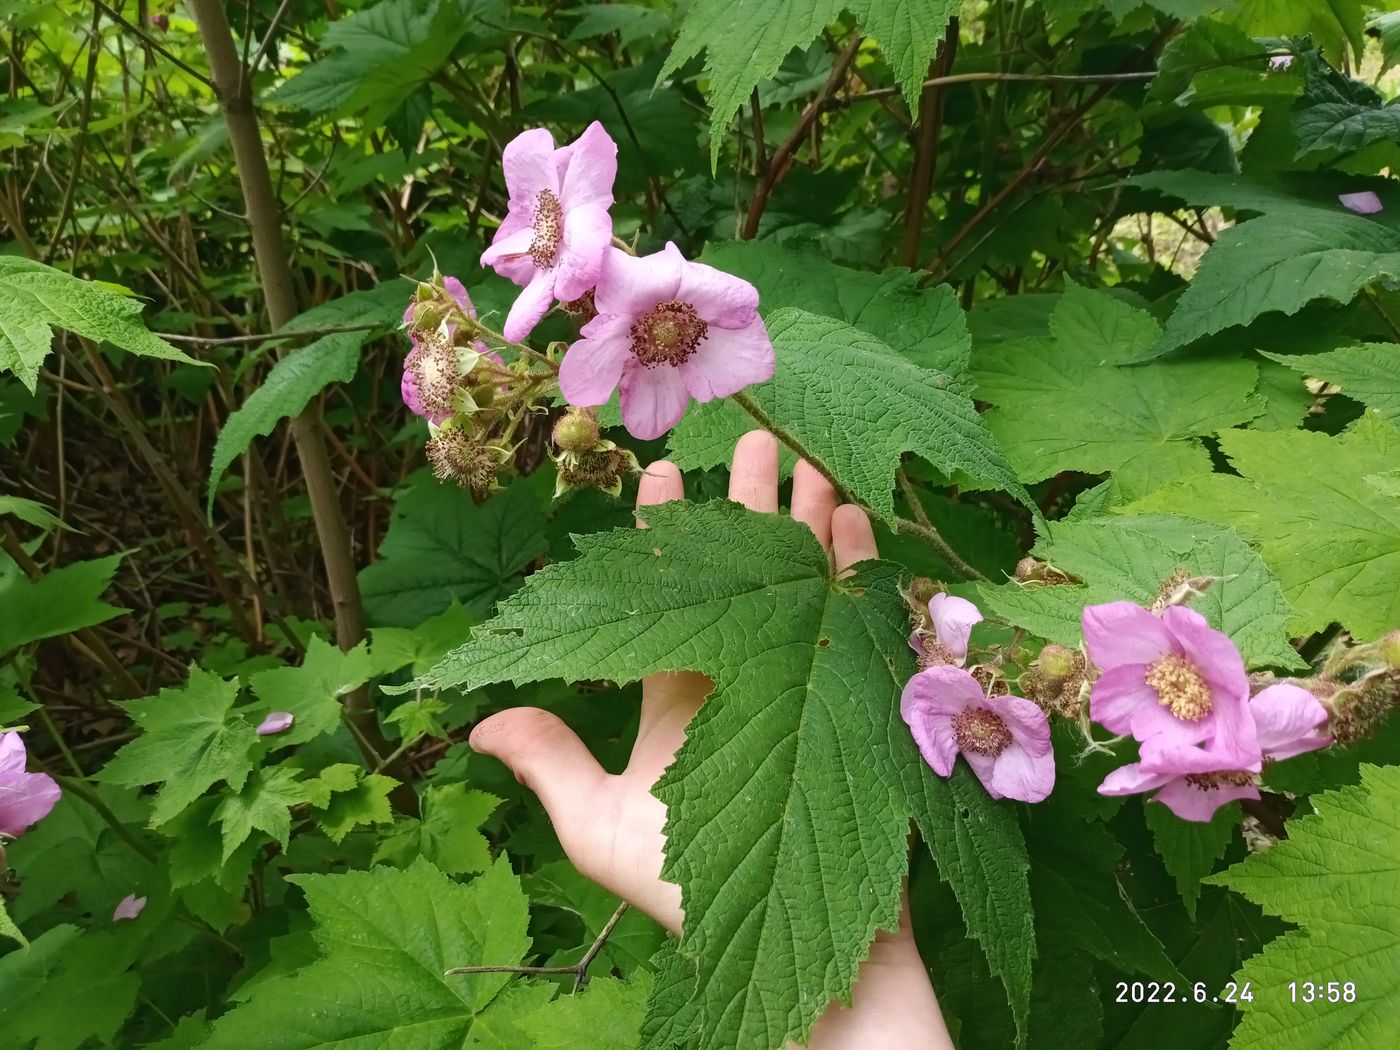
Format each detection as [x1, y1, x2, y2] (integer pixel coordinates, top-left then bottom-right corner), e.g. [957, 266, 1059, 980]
[832, 504, 879, 575]
[469, 708, 607, 834]
[790, 460, 838, 551]
[636, 460, 683, 526]
[728, 429, 779, 513]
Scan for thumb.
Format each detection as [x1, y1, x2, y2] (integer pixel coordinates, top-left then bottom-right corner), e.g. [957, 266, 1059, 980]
[469, 707, 607, 831]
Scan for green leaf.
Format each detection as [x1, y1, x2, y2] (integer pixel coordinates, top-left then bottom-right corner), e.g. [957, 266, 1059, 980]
[3, 787, 152, 923]
[1145, 801, 1239, 920]
[1128, 413, 1400, 640]
[664, 1, 958, 164]
[0, 552, 128, 654]
[972, 285, 1263, 493]
[978, 514, 1305, 671]
[0, 898, 24, 948]
[1127, 171, 1400, 356]
[359, 472, 549, 627]
[0, 926, 141, 1050]
[0, 495, 60, 531]
[516, 974, 651, 1050]
[641, 940, 701, 1050]
[1227, 0, 1370, 64]
[0, 257, 199, 392]
[1291, 56, 1400, 158]
[414, 501, 1036, 1050]
[1028, 802, 1180, 982]
[308, 764, 399, 843]
[207, 285, 404, 518]
[374, 783, 500, 874]
[1374, 10, 1400, 72]
[1208, 763, 1400, 1050]
[98, 667, 256, 826]
[675, 309, 1031, 522]
[203, 857, 533, 1048]
[369, 601, 475, 676]
[1261, 344, 1400, 424]
[527, 861, 666, 974]
[215, 767, 311, 862]
[272, 0, 476, 123]
[247, 635, 372, 747]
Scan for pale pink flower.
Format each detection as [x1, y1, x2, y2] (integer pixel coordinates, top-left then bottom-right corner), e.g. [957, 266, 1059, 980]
[1096, 682, 1330, 822]
[909, 593, 983, 667]
[401, 277, 496, 425]
[256, 712, 295, 736]
[1268, 54, 1293, 71]
[1083, 602, 1259, 766]
[558, 244, 774, 439]
[0, 731, 61, 838]
[112, 894, 147, 922]
[901, 666, 1055, 803]
[1339, 191, 1383, 215]
[481, 122, 617, 342]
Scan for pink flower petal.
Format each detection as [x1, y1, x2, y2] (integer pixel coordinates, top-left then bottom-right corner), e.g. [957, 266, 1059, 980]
[985, 694, 1052, 756]
[442, 276, 475, 317]
[901, 666, 985, 719]
[594, 244, 684, 319]
[675, 252, 761, 329]
[0, 732, 62, 838]
[480, 225, 535, 273]
[904, 704, 962, 778]
[1269, 54, 1293, 71]
[962, 749, 999, 796]
[988, 739, 1055, 803]
[1098, 761, 1176, 798]
[1339, 191, 1383, 215]
[502, 269, 558, 343]
[1082, 602, 1176, 670]
[112, 894, 147, 922]
[678, 316, 775, 402]
[619, 361, 691, 439]
[500, 127, 560, 211]
[1151, 775, 1258, 823]
[559, 319, 633, 406]
[1160, 605, 1258, 759]
[558, 121, 618, 211]
[1251, 683, 1331, 761]
[1089, 664, 1187, 740]
[555, 201, 613, 302]
[928, 594, 984, 665]
[256, 712, 295, 736]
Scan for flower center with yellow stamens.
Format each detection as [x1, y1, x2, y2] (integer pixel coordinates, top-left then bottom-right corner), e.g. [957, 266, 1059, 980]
[1145, 652, 1212, 721]
[529, 189, 564, 268]
[952, 707, 1013, 757]
[1184, 770, 1254, 791]
[630, 300, 708, 368]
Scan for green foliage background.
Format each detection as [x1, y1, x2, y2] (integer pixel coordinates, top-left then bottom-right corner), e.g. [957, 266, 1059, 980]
[2, 1, 1399, 1048]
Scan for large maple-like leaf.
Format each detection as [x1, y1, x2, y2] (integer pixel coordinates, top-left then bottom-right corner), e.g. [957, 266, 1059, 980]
[415, 501, 1035, 1049]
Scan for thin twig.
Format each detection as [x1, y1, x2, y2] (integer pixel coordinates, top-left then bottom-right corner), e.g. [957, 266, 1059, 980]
[445, 901, 630, 992]
[92, 0, 214, 88]
[742, 35, 862, 240]
[245, 0, 295, 85]
[158, 323, 380, 345]
[895, 469, 985, 581]
[829, 69, 1157, 108]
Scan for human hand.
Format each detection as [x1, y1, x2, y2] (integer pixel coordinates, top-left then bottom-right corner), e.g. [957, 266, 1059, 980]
[469, 429, 951, 1049]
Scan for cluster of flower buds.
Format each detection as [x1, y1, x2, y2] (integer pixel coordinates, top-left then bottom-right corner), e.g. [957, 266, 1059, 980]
[1300, 630, 1400, 746]
[400, 271, 538, 500]
[1022, 643, 1088, 719]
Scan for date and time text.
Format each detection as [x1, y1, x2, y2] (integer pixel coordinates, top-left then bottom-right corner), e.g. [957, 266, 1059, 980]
[1114, 980, 1359, 1005]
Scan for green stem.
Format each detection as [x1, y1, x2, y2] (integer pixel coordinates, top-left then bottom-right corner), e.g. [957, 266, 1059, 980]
[895, 469, 986, 581]
[54, 775, 158, 865]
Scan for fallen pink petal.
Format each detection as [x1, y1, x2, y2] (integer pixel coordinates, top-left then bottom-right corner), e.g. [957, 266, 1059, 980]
[0, 731, 62, 839]
[1338, 191, 1383, 215]
[1268, 54, 1293, 70]
[256, 712, 295, 736]
[113, 894, 148, 922]
[901, 665, 1055, 803]
[558, 243, 774, 439]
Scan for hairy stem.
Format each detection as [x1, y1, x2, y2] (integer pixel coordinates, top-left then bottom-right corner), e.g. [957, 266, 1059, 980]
[895, 468, 985, 581]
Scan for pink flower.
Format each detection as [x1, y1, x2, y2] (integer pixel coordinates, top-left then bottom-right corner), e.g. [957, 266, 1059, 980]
[1250, 682, 1331, 761]
[1082, 602, 1259, 766]
[1339, 191, 1384, 215]
[1268, 54, 1293, 71]
[1098, 742, 1259, 822]
[558, 244, 774, 439]
[256, 712, 294, 736]
[112, 894, 147, 921]
[901, 666, 1055, 803]
[481, 122, 617, 342]
[0, 731, 61, 839]
[909, 593, 983, 667]
[401, 277, 496, 425]
[1096, 682, 1330, 822]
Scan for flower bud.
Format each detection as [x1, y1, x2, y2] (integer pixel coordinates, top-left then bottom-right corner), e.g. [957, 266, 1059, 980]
[1330, 675, 1398, 746]
[553, 408, 602, 454]
[1013, 557, 1073, 585]
[1037, 643, 1081, 685]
